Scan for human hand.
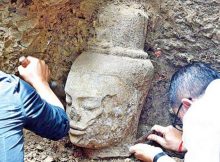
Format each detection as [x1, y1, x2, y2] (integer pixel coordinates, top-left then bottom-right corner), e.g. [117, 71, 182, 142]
[129, 143, 163, 162]
[147, 125, 184, 152]
[18, 56, 63, 108]
[18, 56, 50, 87]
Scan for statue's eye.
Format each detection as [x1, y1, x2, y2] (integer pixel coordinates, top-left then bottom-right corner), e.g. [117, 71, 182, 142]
[65, 93, 72, 106]
[78, 97, 102, 110]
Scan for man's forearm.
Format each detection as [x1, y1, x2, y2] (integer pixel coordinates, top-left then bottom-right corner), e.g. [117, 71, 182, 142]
[32, 81, 64, 109]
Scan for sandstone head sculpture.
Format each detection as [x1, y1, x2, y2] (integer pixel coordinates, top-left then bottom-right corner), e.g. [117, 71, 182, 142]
[65, 2, 154, 158]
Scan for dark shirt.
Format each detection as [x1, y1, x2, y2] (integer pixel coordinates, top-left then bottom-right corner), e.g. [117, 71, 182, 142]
[0, 71, 70, 162]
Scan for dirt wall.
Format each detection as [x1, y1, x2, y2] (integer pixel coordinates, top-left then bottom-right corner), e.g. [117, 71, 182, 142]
[139, 0, 220, 135]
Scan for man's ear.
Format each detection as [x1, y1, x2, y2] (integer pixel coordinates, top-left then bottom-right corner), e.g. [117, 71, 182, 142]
[181, 98, 193, 110]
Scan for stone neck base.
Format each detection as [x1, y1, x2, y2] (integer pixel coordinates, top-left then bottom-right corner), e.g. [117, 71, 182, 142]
[89, 46, 149, 60]
[82, 142, 134, 159]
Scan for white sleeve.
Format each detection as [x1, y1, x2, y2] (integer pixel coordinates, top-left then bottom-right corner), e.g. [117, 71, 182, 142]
[183, 79, 220, 162]
[184, 128, 220, 162]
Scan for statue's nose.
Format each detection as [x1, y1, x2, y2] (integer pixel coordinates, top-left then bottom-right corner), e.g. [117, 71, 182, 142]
[69, 107, 82, 122]
[75, 112, 81, 122]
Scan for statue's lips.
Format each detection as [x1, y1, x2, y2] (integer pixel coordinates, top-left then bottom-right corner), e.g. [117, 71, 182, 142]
[69, 121, 89, 135]
[69, 128, 86, 136]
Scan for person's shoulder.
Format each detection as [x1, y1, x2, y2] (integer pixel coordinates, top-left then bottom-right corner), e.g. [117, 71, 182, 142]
[204, 79, 220, 127]
[205, 79, 220, 95]
[0, 71, 18, 80]
[0, 70, 8, 78]
[202, 79, 220, 109]
[0, 71, 20, 89]
[209, 79, 220, 86]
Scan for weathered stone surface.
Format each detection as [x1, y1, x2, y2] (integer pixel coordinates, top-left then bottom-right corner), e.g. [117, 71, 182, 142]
[65, 2, 154, 158]
[65, 53, 154, 156]
[143, 0, 220, 67]
[90, 2, 148, 50]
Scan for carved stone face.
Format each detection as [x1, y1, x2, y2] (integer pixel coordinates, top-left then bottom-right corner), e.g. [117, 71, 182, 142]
[64, 2, 154, 157]
[65, 72, 137, 149]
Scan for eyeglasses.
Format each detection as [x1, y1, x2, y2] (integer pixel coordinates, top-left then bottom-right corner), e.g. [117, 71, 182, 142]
[172, 102, 183, 131]
[172, 98, 192, 131]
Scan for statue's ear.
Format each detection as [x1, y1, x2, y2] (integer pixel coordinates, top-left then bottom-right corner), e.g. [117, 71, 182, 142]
[181, 98, 193, 110]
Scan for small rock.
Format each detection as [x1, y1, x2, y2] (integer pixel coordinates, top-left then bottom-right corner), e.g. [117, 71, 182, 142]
[125, 158, 132, 162]
[36, 144, 43, 151]
[43, 156, 54, 162]
[60, 157, 68, 161]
